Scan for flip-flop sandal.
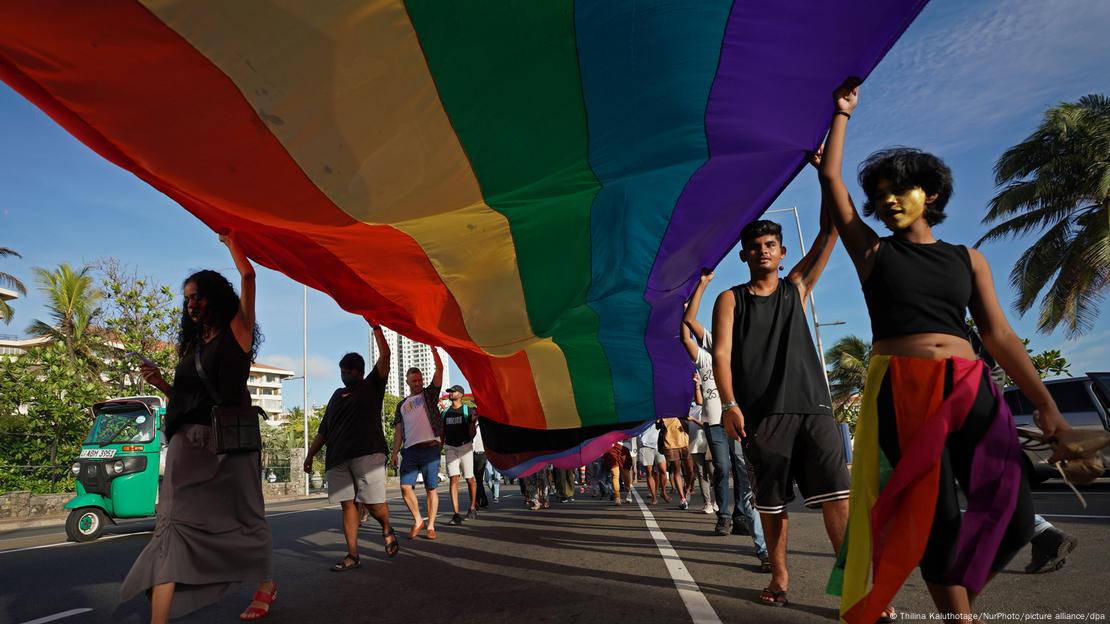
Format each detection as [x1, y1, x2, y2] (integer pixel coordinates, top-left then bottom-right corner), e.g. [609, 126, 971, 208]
[877, 607, 898, 623]
[331, 554, 360, 572]
[757, 587, 788, 607]
[383, 528, 399, 558]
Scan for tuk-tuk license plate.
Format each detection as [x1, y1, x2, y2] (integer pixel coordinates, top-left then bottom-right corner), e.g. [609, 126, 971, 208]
[80, 449, 116, 459]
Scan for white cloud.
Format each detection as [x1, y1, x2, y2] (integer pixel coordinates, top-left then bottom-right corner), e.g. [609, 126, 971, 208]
[1047, 329, 1110, 373]
[858, 1, 1110, 153]
[261, 352, 336, 379]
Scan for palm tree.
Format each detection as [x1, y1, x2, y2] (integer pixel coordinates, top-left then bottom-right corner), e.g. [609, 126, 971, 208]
[826, 335, 872, 411]
[0, 247, 28, 325]
[977, 94, 1110, 338]
[27, 263, 103, 366]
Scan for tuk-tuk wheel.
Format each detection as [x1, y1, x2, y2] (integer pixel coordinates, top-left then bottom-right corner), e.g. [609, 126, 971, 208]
[65, 507, 107, 542]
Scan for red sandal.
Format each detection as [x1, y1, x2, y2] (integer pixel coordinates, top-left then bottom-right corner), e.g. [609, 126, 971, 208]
[239, 583, 277, 621]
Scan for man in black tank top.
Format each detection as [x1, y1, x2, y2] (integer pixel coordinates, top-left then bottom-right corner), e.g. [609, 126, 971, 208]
[712, 207, 851, 606]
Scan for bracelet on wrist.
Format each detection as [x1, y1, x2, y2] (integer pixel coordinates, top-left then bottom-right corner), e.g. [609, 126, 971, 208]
[834, 110, 851, 119]
[721, 400, 738, 411]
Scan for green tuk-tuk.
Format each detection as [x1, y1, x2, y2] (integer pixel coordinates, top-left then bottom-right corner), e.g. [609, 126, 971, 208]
[64, 396, 165, 542]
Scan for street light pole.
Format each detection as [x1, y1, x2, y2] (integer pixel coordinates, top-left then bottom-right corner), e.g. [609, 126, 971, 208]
[765, 207, 833, 385]
[302, 284, 309, 496]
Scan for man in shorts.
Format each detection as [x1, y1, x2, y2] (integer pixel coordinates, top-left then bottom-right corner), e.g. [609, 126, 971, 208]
[304, 324, 395, 570]
[658, 417, 690, 509]
[637, 424, 670, 504]
[712, 216, 850, 605]
[391, 347, 445, 540]
[442, 384, 478, 525]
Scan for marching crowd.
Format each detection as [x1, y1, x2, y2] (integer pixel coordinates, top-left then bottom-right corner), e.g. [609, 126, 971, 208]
[127, 82, 1083, 624]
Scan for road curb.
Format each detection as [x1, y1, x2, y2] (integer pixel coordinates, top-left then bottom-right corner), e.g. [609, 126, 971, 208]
[0, 493, 331, 534]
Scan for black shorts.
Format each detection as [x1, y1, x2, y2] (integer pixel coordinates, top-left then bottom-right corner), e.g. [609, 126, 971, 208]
[743, 413, 850, 514]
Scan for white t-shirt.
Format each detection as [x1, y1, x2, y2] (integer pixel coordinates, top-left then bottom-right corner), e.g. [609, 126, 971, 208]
[472, 424, 485, 453]
[398, 394, 438, 448]
[695, 330, 722, 427]
[621, 436, 637, 457]
[638, 426, 660, 450]
[687, 404, 708, 453]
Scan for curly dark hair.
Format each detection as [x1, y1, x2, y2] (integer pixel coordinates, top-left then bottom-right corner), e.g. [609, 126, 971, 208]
[858, 147, 953, 226]
[740, 220, 783, 248]
[177, 269, 262, 360]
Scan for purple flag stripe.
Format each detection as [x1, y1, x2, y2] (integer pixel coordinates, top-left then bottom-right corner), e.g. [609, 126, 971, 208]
[643, 1, 930, 418]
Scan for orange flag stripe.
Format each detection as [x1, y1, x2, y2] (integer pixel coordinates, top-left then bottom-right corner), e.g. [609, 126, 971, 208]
[0, 0, 546, 426]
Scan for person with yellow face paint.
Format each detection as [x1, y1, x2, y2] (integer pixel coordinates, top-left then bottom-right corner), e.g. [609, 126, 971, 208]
[819, 79, 1070, 624]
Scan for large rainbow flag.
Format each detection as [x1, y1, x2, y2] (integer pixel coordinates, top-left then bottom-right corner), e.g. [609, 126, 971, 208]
[0, 1, 927, 475]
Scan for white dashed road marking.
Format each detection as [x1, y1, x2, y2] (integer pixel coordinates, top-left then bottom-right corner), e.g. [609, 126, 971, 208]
[17, 608, 94, 624]
[632, 488, 722, 624]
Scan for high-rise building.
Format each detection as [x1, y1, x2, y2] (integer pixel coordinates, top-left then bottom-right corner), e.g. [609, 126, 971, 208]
[369, 327, 451, 398]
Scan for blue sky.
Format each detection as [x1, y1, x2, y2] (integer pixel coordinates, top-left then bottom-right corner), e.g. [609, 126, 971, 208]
[2, 0, 1109, 411]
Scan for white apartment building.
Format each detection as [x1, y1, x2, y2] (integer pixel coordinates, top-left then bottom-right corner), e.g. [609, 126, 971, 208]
[247, 362, 297, 420]
[369, 327, 451, 398]
[0, 335, 49, 358]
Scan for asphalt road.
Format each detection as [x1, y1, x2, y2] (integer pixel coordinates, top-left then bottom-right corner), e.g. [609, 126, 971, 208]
[1, 480, 1108, 624]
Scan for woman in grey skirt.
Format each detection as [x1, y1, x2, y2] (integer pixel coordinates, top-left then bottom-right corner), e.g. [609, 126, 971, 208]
[125, 232, 275, 622]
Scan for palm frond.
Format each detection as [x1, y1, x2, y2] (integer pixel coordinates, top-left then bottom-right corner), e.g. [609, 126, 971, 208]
[0, 271, 27, 295]
[825, 335, 872, 406]
[987, 94, 1110, 336]
[1007, 217, 1072, 314]
[1035, 210, 1109, 337]
[976, 203, 1076, 246]
[26, 319, 64, 342]
[1096, 166, 1110, 201]
[994, 133, 1053, 184]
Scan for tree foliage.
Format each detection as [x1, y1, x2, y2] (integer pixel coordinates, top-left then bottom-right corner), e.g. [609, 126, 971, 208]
[0, 246, 27, 325]
[978, 94, 1110, 338]
[826, 335, 871, 434]
[992, 338, 1072, 387]
[0, 260, 176, 494]
[97, 260, 179, 397]
[1030, 347, 1071, 379]
[27, 262, 103, 369]
[0, 341, 104, 493]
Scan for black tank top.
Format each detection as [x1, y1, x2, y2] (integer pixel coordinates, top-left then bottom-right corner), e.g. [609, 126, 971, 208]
[165, 330, 251, 439]
[729, 280, 832, 420]
[862, 237, 972, 341]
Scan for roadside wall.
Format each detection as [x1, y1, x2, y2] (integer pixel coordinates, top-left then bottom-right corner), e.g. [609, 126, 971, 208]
[0, 491, 71, 519]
